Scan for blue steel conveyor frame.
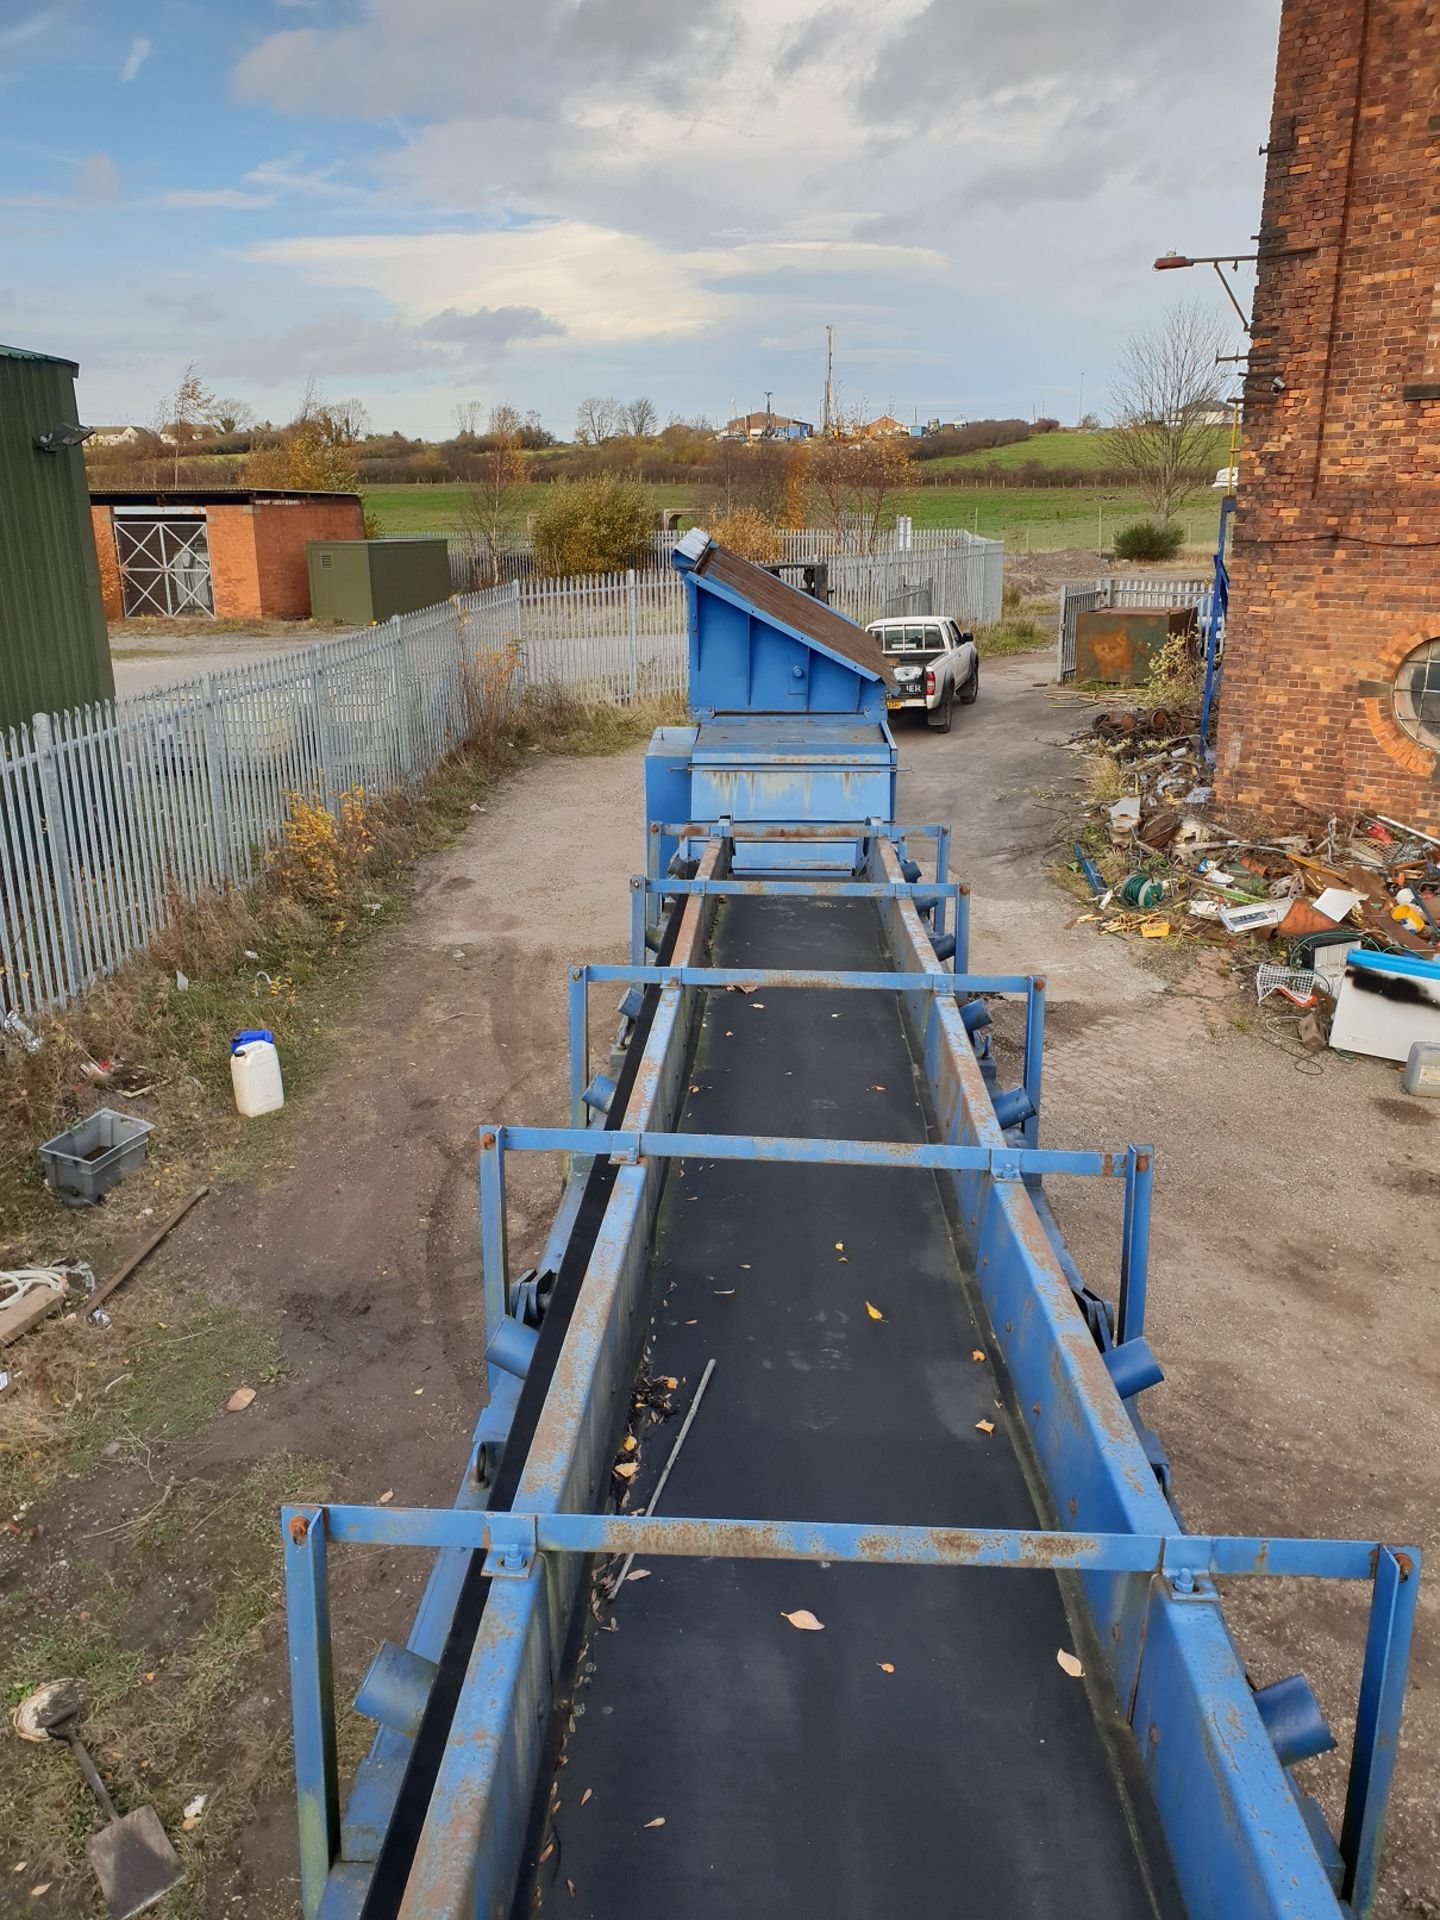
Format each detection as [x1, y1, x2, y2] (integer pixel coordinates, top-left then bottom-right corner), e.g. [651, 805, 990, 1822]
[282, 533, 1419, 1920]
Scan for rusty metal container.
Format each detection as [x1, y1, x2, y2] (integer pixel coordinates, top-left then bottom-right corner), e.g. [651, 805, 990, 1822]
[1074, 606, 1196, 685]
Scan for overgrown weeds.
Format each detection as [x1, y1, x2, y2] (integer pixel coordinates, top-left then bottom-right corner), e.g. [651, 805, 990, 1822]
[978, 613, 1050, 657]
[1143, 631, 1204, 709]
[0, 681, 683, 1251]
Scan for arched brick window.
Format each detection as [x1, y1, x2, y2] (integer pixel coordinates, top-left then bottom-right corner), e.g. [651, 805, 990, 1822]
[1393, 638, 1440, 751]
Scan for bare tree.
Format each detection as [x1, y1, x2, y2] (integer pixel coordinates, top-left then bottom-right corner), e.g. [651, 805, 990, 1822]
[1109, 302, 1230, 522]
[621, 396, 658, 438]
[164, 362, 216, 483]
[803, 420, 913, 552]
[453, 399, 485, 438]
[210, 397, 255, 435]
[575, 395, 619, 445]
[488, 402, 523, 437]
[461, 426, 528, 583]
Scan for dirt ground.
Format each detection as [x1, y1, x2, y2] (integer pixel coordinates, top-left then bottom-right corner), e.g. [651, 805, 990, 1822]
[4, 653, 1436, 1917]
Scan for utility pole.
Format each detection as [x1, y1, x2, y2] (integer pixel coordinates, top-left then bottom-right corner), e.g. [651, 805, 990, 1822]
[822, 325, 834, 436]
[764, 389, 773, 439]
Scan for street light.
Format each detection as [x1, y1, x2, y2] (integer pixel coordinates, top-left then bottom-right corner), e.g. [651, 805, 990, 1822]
[1152, 245, 1316, 334]
[34, 422, 94, 453]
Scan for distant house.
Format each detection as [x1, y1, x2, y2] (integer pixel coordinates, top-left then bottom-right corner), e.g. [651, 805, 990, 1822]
[720, 410, 813, 442]
[90, 425, 146, 447]
[860, 414, 908, 438]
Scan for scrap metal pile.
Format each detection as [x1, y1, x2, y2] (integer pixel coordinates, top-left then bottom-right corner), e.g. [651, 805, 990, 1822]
[1068, 705, 1440, 1058]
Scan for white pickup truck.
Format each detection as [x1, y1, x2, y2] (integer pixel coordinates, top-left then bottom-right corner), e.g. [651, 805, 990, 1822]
[866, 616, 979, 732]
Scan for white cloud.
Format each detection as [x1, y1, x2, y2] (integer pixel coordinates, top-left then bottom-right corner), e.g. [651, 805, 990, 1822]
[0, 9, 61, 54]
[244, 151, 353, 200]
[163, 187, 277, 210]
[52, 0, 1271, 434]
[243, 222, 724, 345]
[74, 153, 120, 203]
[232, 0, 734, 119]
[120, 35, 151, 83]
[0, 149, 119, 211]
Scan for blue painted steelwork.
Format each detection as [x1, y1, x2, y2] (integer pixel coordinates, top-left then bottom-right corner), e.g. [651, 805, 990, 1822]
[1199, 494, 1234, 754]
[288, 1500, 1408, 1585]
[282, 533, 1421, 1920]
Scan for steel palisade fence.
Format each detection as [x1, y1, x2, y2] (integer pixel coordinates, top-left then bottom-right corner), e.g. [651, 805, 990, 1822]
[448, 524, 1004, 598]
[0, 534, 1001, 1018]
[1054, 575, 1217, 681]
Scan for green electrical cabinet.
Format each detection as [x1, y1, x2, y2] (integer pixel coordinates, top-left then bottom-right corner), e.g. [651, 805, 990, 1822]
[306, 537, 452, 625]
[0, 344, 113, 729]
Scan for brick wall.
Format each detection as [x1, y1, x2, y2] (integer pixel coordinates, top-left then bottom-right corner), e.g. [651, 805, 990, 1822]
[204, 505, 263, 619]
[95, 494, 365, 622]
[252, 496, 365, 617]
[90, 506, 121, 620]
[1215, 0, 1440, 833]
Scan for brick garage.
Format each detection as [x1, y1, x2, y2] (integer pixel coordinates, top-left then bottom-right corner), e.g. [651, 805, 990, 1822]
[91, 489, 364, 622]
[1216, 0, 1440, 835]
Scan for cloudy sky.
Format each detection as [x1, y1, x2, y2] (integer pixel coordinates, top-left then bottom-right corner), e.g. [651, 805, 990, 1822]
[0, 0, 1279, 438]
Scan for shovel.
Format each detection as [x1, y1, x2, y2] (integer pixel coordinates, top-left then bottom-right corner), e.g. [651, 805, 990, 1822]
[13, 1679, 180, 1918]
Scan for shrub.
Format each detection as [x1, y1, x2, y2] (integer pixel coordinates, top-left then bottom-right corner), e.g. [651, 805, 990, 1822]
[1112, 519, 1184, 562]
[709, 506, 782, 563]
[533, 475, 653, 577]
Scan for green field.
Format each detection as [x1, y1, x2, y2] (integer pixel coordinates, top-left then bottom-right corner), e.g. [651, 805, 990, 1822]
[363, 481, 694, 534]
[362, 469, 1226, 555]
[924, 424, 1230, 474]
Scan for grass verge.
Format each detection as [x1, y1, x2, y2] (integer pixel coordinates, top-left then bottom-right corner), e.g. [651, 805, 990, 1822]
[0, 685, 684, 1253]
[1, 1451, 331, 1918]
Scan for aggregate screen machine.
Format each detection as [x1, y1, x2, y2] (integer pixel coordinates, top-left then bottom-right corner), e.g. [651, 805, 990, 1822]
[283, 529, 1419, 1920]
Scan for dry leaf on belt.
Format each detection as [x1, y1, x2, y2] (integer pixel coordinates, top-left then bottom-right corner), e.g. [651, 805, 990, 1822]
[378, 1489, 394, 1504]
[970, 1349, 985, 1363]
[567, 1880, 576, 1897]
[1056, 1649, 1084, 1679]
[580, 1788, 593, 1806]
[865, 1301, 885, 1321]
[622, 1434, 638, 1453]
[643, 1816, 666, 1829]
[626, 1568, 652, 1582]
[225, 1386, 256, 1413]
[539, 1841, 555, 1863]
[877, 1662, 895, 1674]
[975, 1419, 995, 1435]
[781, 1608, 825, 1631]
[614, 1461, 639, 1480]
[751, 1002, 765, 1008]
[663, 1376, 678, 1389]
[714, 1288, 735, 1296]
[834, 1241, 845, 1252]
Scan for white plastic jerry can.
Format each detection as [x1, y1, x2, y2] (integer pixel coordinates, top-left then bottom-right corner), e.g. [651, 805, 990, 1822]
[230, 1028, 285, 1117]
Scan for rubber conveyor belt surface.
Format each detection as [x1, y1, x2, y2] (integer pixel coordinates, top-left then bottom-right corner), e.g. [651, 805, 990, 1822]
[519, 893, 1179, 1920]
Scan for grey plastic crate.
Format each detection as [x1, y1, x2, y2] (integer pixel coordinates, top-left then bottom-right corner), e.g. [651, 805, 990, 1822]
[39, 1108, 154, 1206]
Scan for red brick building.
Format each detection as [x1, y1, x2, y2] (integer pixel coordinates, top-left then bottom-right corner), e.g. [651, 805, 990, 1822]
[91, 489, 364, 622]
[1216, 0, 1440, 833]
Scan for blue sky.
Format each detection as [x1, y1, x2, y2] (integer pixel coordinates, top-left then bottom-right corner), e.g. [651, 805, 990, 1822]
[0, 0, 1280, 439]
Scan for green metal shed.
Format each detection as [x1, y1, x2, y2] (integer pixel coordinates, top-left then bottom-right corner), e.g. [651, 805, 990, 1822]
[0, 344, 113, 729]
[306, 536, 452, 625]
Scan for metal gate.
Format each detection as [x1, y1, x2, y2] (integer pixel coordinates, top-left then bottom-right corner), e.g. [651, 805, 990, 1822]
[882, 574, 934, 617]
[114, 513, 215, 617]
